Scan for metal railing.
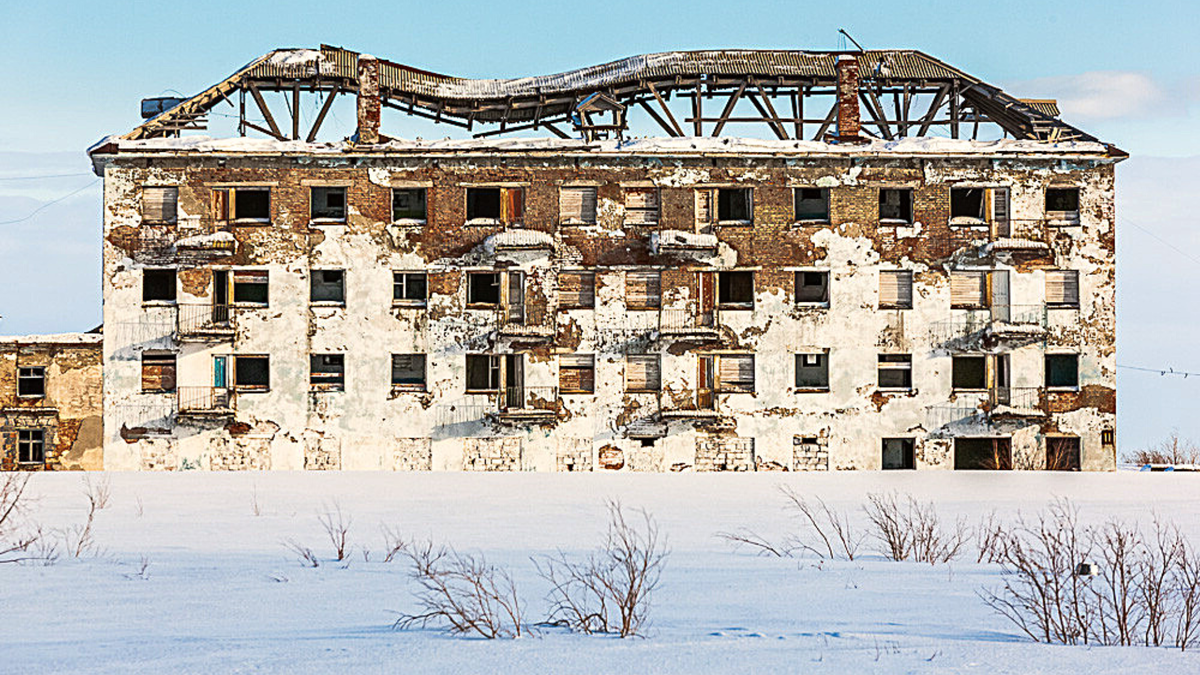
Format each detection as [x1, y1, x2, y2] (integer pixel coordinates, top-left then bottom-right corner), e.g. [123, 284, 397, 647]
[176, 386, 232, 413]
[498, 386, 559, 413]
[176, 303, 234, 338]
[660, 388, 720, 415]
[659, 308, 719, 333]
[932, 303, 1046, 342]
[989, 386, 1043, 411]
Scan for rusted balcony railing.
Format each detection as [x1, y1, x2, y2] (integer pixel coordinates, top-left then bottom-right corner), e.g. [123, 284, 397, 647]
[176, 386, 233, 414]
[989, 386, 1044, 413]
[498, 302, 553, 337]
[496, 386, 559, 417]
[176, 303, 235, 340]
[932, 304, 1046, 343]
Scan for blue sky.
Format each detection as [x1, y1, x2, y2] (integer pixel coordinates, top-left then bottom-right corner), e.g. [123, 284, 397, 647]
[0, 0, 1198, 450]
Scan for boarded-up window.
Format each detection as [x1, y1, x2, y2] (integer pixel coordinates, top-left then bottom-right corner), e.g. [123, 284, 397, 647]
[624, 188, 659, 225]
[1045, 270, 1080, 308]
[391, 354, 426, 389]
[142, 187, 178, 224]
[558, 272, 595, 308]
[625, 270, 661, 309]
[879, 270, 913, 309]
[467, 187, 524, 223]
[232, 270, 268, 305]
[718, 354, 755, 392]
[559, 354, 595, 394]
[625, 355, 661, 392]
[141, 353, 177, 393]
[950, 271, 988, 309]
[560, 187, 597, 224]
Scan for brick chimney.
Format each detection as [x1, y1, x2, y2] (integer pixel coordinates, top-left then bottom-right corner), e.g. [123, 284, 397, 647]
[835, 55, 862, 142]
[356, 55, 381, 144]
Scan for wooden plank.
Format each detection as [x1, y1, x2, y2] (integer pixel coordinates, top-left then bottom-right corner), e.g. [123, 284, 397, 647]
[637, 100, 681, 137]
[791, 90, 803, 140]
[812, 99, 839, 140]
[693, 81, 703, 136]
[542, 122, 571, 139]
[291, 82, 300, 139]
[306, 85, 340, 142]
[861, 89, 894, 140]
[752, 81, 789, 140]
[916, 84, 949, 137]
[711, 79, 748, 137]
[647, 82, 684, 137]
[247, 82, 286, 140]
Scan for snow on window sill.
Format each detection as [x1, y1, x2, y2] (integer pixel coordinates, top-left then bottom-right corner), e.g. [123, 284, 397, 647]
[879, 218, 913, 226]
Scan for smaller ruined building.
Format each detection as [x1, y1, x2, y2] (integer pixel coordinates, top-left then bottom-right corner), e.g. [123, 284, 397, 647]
[0, 333, 103, 470]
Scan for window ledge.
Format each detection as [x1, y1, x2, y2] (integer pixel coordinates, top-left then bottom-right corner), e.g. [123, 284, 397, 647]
[142, 300, 177, 307]
[16, 395, 46, 400]
[230, 218, 271, 226]
[392, 300, 428, 309]
[465, 304, 500, 310]
[717, 220, 753, 227]
[952, 388, 989, 393]
[390, 385, 426, 393]
[794, 387, 830, 394]
[465, 389, 499, 395]
[877, 387, 915, 394]
[795, 301, 830, 309]
[717, 304, 754, 311]
[233, 303, 269, 309]
[466, 218, 502, 227]
[625, 389, 660, 394]
[791, 219, 830, 227]
[1046, 386, 1080, 392]
[560, 390, 595, 396]
[391, 218, 427, 227]
[1047, 304, 1080, 311]
[879, 218, 912, 225]
[949, 216, 988, 227]
[234, 387, 269, 393]
[879, 305, 912, 311]
[560, 219, 598, 227]
[310, 301, 346, 308]
[309, 218, 347, 227]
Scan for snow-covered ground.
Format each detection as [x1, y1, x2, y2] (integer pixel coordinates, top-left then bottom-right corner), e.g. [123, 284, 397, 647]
[3, 472, 1199, 674]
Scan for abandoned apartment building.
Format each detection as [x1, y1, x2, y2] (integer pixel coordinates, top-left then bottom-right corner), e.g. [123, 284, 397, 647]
[83, 45, 1120, 472]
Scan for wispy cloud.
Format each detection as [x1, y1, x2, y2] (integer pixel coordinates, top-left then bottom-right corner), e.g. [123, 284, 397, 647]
[1006, 71, 1185, 121]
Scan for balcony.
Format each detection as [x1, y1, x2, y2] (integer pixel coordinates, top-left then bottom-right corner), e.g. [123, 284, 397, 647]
[498, 303, 554, 339]
[987, 386, 1046, 417]
[660, 388, 724, 421]
[175, 386, 233, 418]
[176, 304, 235, 342]
[931, 304, 1046, 346]
[652, 230, 718, 256]
[658, 308, 721, 339]
[490, 228, 553, 252]
[938, 219, 1054, 259]
[495, 386, 559, 422]
[114, 219, 236, 262]
[174, 224, 236, 256]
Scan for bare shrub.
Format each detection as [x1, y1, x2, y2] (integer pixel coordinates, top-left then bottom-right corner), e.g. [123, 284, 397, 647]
[381, 525, 408, 563]
[394, 539, 527, 639]
[977, 510, 1009, 564]
[61, 477, 106, 559]
[0, 474, 42, 564]
[537, 501, 667, 637]
[283, 539, 320, 568]
[780, 487, 864, 561]
[83, 475, 112, 510]
[1173, 548, 1200, 650]
[864, 492, 912, 561]
[715, 528, 790, 557]
[318, 501, 352, 562]
[864, 492, 969, 565]
[1125, 433, 1200, 466]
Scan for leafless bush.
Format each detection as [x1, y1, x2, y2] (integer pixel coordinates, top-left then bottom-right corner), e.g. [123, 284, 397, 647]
[864, 492, 913, 561]
[394, 539, 527, 639]
[864, 492, 969, 564]
[1125, 432, 1200, 466]
[0, 474, 42, 564]
[83, 475, 112, 510]
[61, 478, 104, 559]
[318, 501, 352, 562]
[283, 539, 320, 568]
[977, 511, 1009, 564]
[381, 525, 409, 563]
[780, 487, 864, 561]
[715, 528, 791, 557]
[980, 500, 1200, 651]
[123, 555, 151, 581]
[537, 501, 667, 637]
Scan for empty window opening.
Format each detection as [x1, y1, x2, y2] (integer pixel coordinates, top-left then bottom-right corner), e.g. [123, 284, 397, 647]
[624, 187, 660, 225]
[142, 186, 178, 224]
[625, 355, 661, 392]
[718, 271, 754, 308]
[952, 356, 987, 390]
[793, 187, 830, 222]
[878, 354, 913, 390]
[1045, 270, 1080, 308]
[311, 187, 347, 222]
[232, 270, 268, 305]
[1102, 430, 1115, 447]
[717, 188, 753, 223]
[141, 353, 177, 393]
[143, 269, 177, 303]
[467, 187, 523, 223]
[392, 188, 427, 221]
[955, 438, 1012, 470]
[310, 270, 345, 304]
[393, 272, 428, 304]
[795, 271, 830, 304]
[625, 270, 661, 309]
[558, 271, 595, 308]
[17, 366, 45, 398]
[310, 354, 345, 391]
[234, 355, 270, 391]
[795, 353, 829, 390]
[17, 429, 45, 465]
[1046, 188, 1080, 214]
[212, 188, 270, 222]
[882, 438, 916, 470]
[950, 188, 985, 222]
[1047, 436, 1082, 471]
[1046, 354, 1079, 388]
[466, 354, 501, 392]
[717, 354, 755, 393]
[559, 354, 596, 394]
[879, 189, 913, 223]
[560, 186, 598, 224]
[391, 354, 426, 390]
[879, 270, 913, 309]
[467, 272, 501, 305]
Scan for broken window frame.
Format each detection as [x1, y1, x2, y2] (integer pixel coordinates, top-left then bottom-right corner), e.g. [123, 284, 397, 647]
[794, 270, 830, 305]
[142, 268, 177, 304]
[310, 269, 346, 305]
[624, 354, 661, 392]
[1046, 436, 1082, 471]
[878, 188, 914, 224]
[1045, 187, 1081, 225]
[623, 187, 660, 225]
[794, 352, 830, 391]
[17, 429, 45, 465]
[559, 186, 598, 226]
[391, 188, 428, 222]
[793, 187, 830, 223]
[559, 354, 596, 394]
[949, 187, 987, 225]
[392, 272, 428, 306]
[212, 187, 271, 224]
[878, 270, 914, 310]
[391, 354, 427, 391]
[17, 366, 46, 398]
[951, 355, 988, 391]
[882, 438, 916, 470]
[140, 352, 177, 394]
[310, 354, 345, 392]
[232, 269, 269, 306]
[1045, 353, 1080, 389]
[141, 186, 178, 224]
[466, 271, 502, 307]
[232, 355, 270, 392]
[310, 186, 348, 223]
[878, 354, 913, 391]
[557, 270, 595, 309]
[717, 270, 755, 309]
[466, 187, 524, 225]
[465, 354, 502, 393]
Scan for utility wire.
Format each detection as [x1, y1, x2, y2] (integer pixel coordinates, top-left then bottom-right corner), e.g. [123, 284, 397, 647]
[0, 178, 100, 225]
[0, 172, 93, 181]
[1118, 364, 1200, 379]
[1124, 217, 1200, 269]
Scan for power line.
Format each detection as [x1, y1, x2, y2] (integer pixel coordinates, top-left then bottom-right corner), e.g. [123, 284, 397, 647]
[0, 179, 100, 225]
[1124, 217, 1200, 269]
[1118, 364, 1200, 379]
[0, 172, 93, 181]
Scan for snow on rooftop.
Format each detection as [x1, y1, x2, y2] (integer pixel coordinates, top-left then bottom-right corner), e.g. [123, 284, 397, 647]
[0, 332, 101, 345]
[265, 49, 333, 76]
